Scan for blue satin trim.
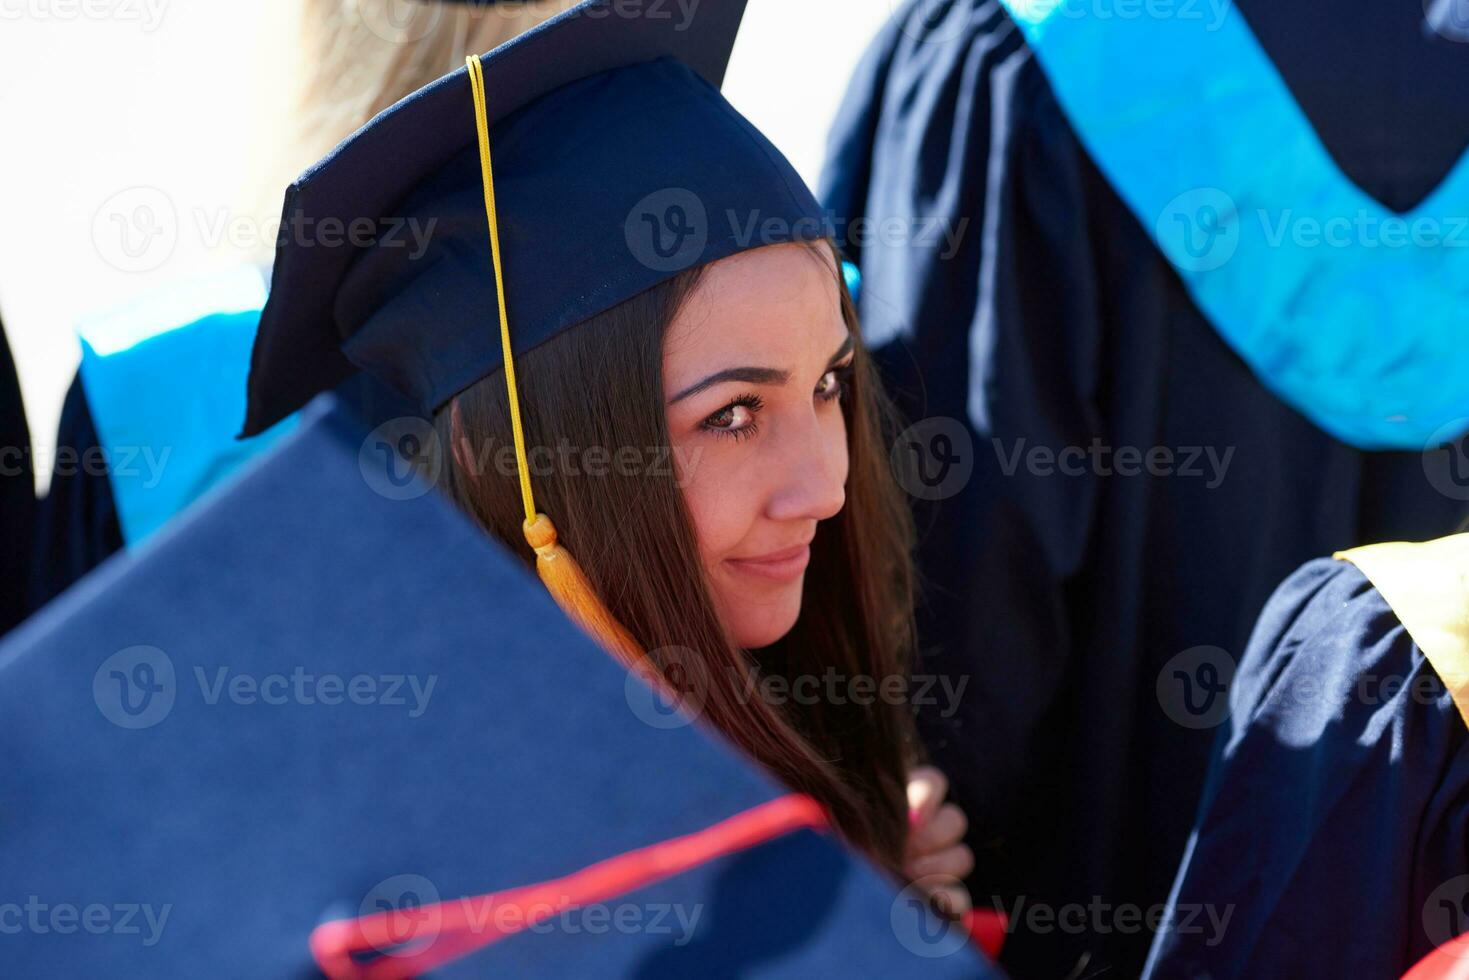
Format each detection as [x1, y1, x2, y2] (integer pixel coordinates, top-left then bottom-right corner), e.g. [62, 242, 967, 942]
[1000, 0, 1469, 449]
[77, 268, 296, 545]
[842, 259, 862, 304]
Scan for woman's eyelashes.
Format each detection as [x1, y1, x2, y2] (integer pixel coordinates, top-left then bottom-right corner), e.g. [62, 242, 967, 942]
[702, 393, 764, 440]
[700, 363, 855, 440]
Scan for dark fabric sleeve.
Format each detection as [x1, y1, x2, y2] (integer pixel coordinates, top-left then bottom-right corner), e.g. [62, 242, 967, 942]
[1143, 559, 1469, 979]
[28, 371, 123, 612]
[821, 6, 1108, 973]
[0, 314, 34, 635]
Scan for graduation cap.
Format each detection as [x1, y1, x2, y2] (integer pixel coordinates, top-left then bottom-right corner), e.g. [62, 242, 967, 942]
[0, 396, 1002, 978]
[241, 0, 830, 662]
[242, 0, 825, 432]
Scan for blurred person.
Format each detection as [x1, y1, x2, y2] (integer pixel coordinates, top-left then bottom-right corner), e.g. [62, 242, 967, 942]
[0, 309, 34, 635]
[29, 0, 575, 609]
[823, 0, 1469, 974]
[1143, 532, 1469, 978]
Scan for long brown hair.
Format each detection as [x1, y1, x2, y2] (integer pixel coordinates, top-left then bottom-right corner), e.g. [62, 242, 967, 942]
[433, 243, 920, 874]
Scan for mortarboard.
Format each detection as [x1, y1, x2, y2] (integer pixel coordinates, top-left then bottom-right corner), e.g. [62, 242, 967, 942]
[241, 0, 826, 436]
[240, 0, 832, 662]
[0, 396, 1003, 978]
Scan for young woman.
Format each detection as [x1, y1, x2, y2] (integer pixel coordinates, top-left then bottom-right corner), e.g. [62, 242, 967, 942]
[436, 237, 973, 907]
[241, 0, 974, 918]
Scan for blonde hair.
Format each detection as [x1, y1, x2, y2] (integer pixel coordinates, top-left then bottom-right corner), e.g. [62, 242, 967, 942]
[293, 0, 576, 169]
[240, 0, 574, 263]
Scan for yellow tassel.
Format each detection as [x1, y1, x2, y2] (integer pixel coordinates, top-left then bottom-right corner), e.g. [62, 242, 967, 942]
[466, 56, 645, 668]
[524, 514, 646, 668]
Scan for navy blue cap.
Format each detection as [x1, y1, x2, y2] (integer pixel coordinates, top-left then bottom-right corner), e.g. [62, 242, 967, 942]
[241, 0, 829, 437]
[0, 397, 1000, 977]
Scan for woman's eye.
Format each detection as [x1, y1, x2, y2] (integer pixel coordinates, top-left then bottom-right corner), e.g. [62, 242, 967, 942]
[702, 395, 762, 440]
[816, 367, 848, 403]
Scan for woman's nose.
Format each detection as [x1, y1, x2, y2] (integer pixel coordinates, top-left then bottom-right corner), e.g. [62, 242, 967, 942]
[764, 411, 848, 523]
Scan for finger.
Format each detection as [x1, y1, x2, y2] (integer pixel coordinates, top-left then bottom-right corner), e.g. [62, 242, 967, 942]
[908, 802, 968, 856]
[928, 884, 972, 920]
[906, 765, 949, 826]
[906, 843, 975, 883]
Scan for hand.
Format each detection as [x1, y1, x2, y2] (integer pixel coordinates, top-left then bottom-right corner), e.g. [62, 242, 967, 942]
[905, 765, 975, 919]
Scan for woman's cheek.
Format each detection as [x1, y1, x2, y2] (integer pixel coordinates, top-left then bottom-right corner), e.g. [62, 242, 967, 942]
[677, 447, 752, 565]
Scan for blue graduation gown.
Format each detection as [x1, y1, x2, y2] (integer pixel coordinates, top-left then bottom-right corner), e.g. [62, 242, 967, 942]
[822, 1, 1469, 973]
[1145, 536, 1469, 978]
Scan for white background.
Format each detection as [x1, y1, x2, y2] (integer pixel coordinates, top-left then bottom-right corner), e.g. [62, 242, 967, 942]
[0, 0, 896, 489]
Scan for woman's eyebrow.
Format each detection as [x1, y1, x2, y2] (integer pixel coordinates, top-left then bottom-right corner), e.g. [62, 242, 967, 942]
[668, 334, 855, 405]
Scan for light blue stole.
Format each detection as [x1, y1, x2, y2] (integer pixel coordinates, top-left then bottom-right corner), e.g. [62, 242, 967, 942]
[77, 267, 296, 545]
[999, 0, 1469, 450]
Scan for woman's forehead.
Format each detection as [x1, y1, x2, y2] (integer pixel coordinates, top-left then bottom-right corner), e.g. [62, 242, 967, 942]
[663, 244, 846, 367]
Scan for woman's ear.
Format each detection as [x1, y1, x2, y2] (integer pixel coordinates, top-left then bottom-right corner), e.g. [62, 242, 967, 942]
[449, 398, 474, 476]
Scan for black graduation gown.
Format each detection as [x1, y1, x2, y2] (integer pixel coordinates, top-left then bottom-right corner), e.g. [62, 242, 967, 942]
[28, 373, 123, 612]
[822, 1, 1469, 974]
[0, 313, 35, 635]
[1143, 546, 1469, 978]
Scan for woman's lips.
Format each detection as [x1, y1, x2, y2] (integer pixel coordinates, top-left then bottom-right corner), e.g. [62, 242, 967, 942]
[724, 544, 811, 583]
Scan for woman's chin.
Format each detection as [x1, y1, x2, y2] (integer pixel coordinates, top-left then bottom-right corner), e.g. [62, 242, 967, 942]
[721, 586, 805, 650]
